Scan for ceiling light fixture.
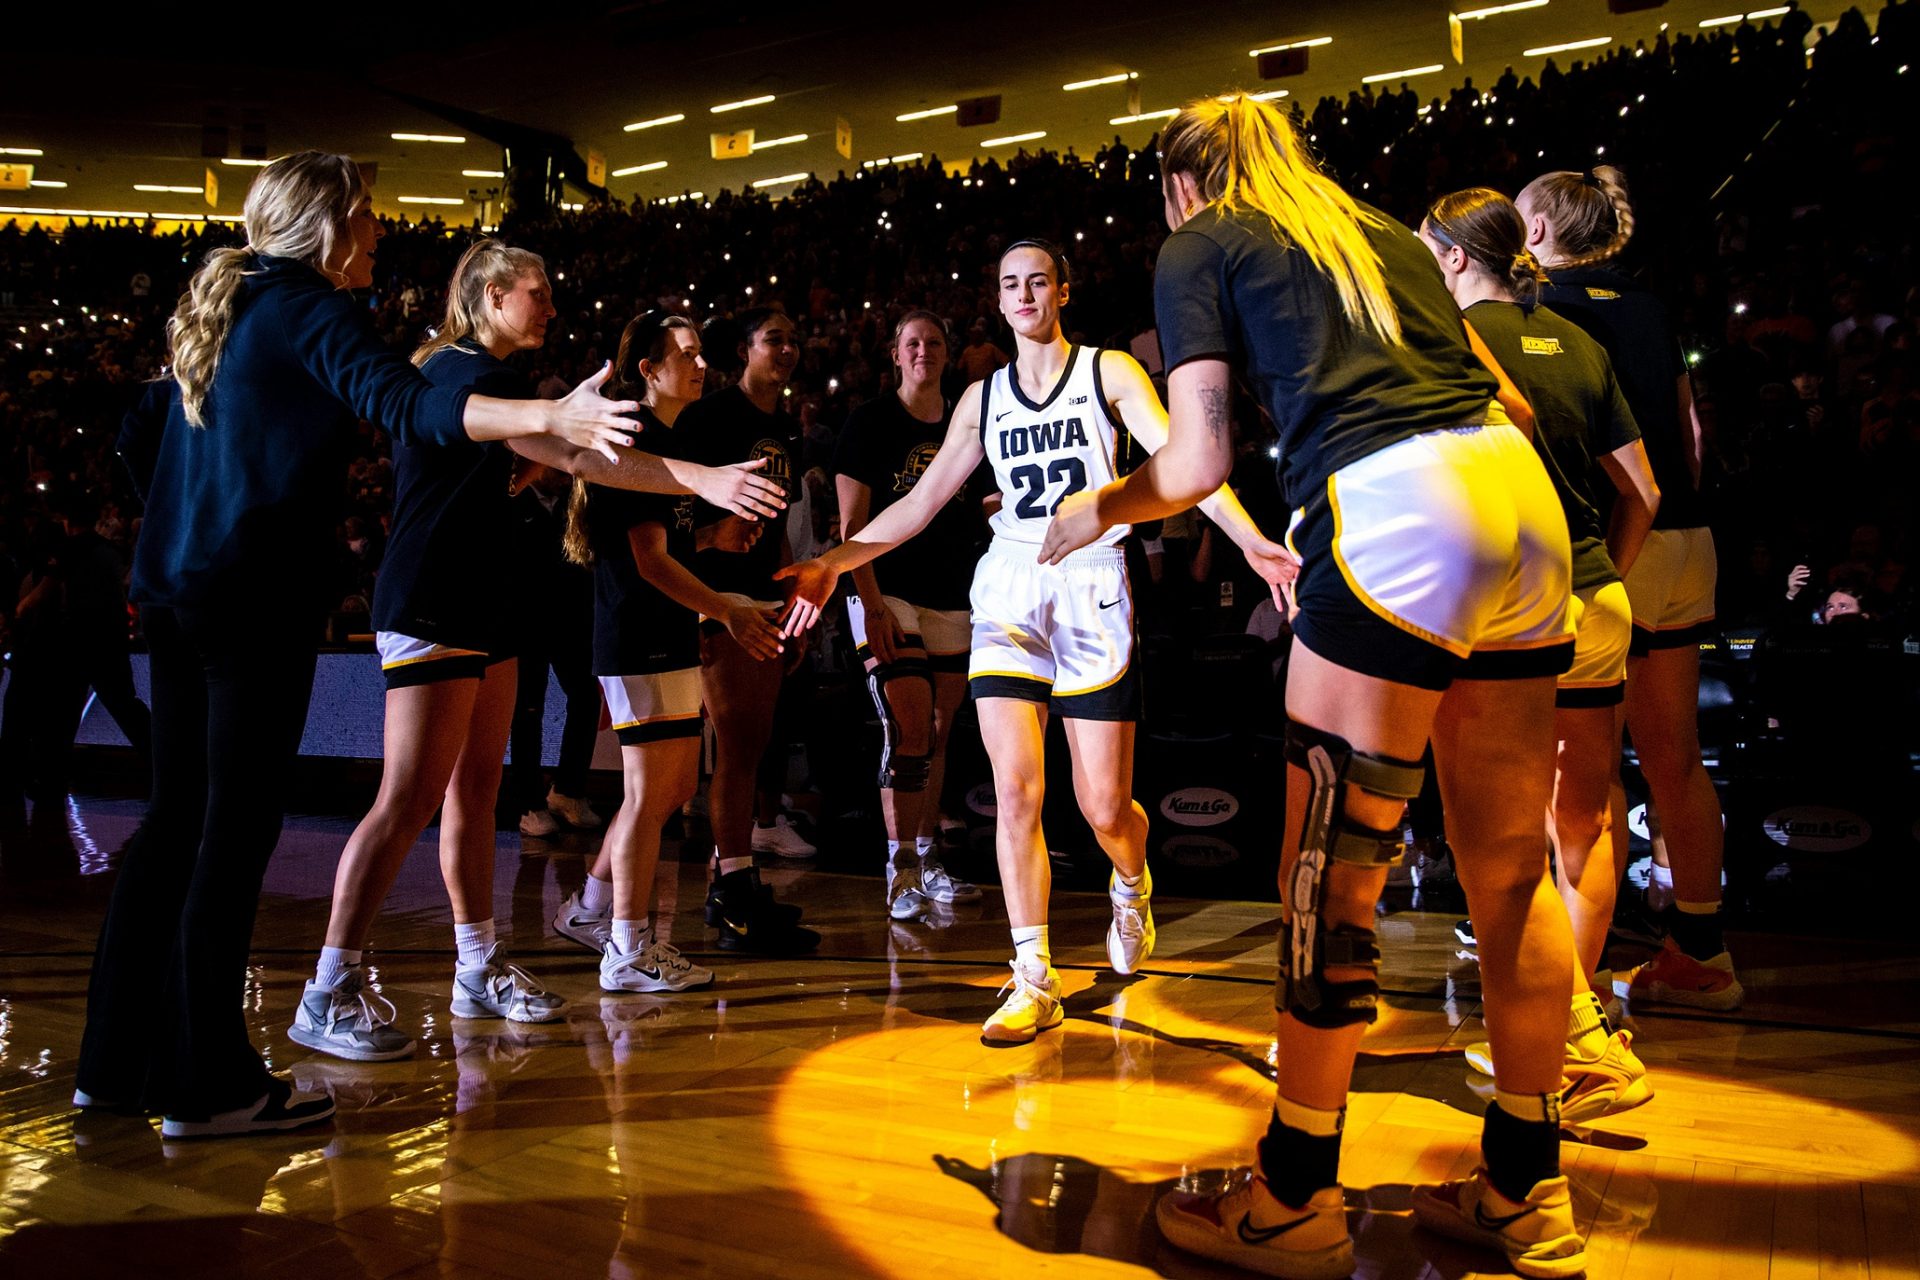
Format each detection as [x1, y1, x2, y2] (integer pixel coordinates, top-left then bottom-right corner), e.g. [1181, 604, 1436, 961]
[390, 133, 466, 143]
[895, 104, 958, 122]
[611, 161, 669, 177]
[1063, 72, 1138, 91]
[1110, 110, 1178, 125]
[711, 95, 775, 114]
[220, 158, 271, 167]
[750, 133, 808, 151]
[397, 195, 465, 205]
[750, 172, 809, 188]
[623, 113, 686, 132]
[1249, 36, 1332, 55]
[1361, 63, 1446, 83]
[981, 131, 1046, 147]
[1453, 0, 1548, 20]
[1522, 36, 1612, 54]
[462, 169, 505, 178]
[133, 184, 203, 194]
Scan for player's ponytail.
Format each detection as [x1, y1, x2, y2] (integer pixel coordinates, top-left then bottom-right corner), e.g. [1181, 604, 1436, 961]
[1425, 187, 1550, 307]
[413, 239, 548, 368]
[562, 476, 593, 566]
[1518, 165, 1635, 270]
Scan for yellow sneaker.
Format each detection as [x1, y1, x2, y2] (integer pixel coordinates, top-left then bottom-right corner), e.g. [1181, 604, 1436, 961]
[1462, 1028, 1653, 1124]
[1412, 1168, 1585, 1279]
[980, 961, 1063, 1047]
[1156, 1170, 1352, 1279]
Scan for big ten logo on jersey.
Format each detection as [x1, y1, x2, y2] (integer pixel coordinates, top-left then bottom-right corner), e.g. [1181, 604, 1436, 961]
[1521, 336, 1565, 356]
[894, 441, 940, 493]
[998, 416, 1091, 520]
[751, 438, 794, 493]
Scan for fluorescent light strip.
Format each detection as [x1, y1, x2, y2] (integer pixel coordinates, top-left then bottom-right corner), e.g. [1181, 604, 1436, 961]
[397, 195, 465, 205]
[896, 104, 958, 121]
[657, 192, 705, 203]
[1361, 64, 1445, 83]
[29, 180, 67, 188]
[623, 113, 686, 132]
[0, 205, 212, 220]
[1248, 90, 1290, 101]
[220, 158, 272, 167]
[133, 184, 203, 194]
[462, 169, 504, 178]
[1453, 0, 1548, 20]
[1249, 36, 1333, 55]
[1701, 6, 1788, 24]
[1522, 35, 1611, 54]
[711, 95, 775, 114]
[750, 171, 809, 188]
[862, 153, 926, 167]
[750, 133, 808, 151]
[1110, 109, 1178, 125]
[1063, 72, 1137, 90]
[611, 161, 668, 177]
[1698, 12, 1742, 22]
[1, 147, 46, 157]
[981, 131, 1046, 147]
[391, 132, 466, 144]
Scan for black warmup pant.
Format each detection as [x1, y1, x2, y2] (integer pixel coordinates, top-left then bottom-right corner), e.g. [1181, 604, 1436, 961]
[76, 603, 319, 1116]
[509, 625, 598, 811]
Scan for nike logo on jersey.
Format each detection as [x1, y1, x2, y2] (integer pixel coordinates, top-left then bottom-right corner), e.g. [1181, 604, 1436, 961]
[1474, 1201, 1540, 1231]
[1098, 597, 1122, 609]
[998, 417, 1089, 458]
[1237, 1212, 1315, 1244]
[995, 409, 1014, 421]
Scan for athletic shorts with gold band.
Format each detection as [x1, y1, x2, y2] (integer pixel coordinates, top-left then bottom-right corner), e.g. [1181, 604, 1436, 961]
[847, 594, 971, 673]
[1558, 580, 1632, 708]
[968, 540, 1139, 721]
[1285, 422, 1574, 692]
[1623, 525, 1717, 656]
[599, 668, 703, 745]
[697, 592, 782, 639]
[375, 631, 512, 691]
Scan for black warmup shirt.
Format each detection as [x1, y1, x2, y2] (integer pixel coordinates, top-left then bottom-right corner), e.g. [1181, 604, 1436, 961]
[587, 406, 701, 675]
[831, 394, 982, 612]
[371, 345, 519, 653]
[1467, 301, 1641, 591]
[1155, 203, 1499, 511]
[1539, 266, 1702, 530]
[682, 385, 797, 599]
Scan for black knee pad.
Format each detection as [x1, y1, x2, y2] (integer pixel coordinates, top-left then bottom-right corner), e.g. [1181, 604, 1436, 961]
[1284, 718, 1425, 868]
[867, 659, 933, 792]
[1276, 922, 1382, 1028]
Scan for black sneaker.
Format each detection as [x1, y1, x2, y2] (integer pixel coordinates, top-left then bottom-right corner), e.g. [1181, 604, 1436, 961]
[707, 870, 820, 955]
[703, 867, 803, 929]
[159, 1077, 334, 1139]
[1453, 918, 1477, 948]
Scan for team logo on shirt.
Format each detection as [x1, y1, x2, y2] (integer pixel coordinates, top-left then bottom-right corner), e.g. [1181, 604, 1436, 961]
[751, 438, 793, 492]
[1521, 336, 1565, 356]
[673, 495, 696, 531]
[1584, 287, 1620, 300]
[894, 442, 940, 492]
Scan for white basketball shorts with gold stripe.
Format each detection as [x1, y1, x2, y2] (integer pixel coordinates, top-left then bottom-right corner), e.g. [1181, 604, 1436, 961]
[968, 541, 1138, 720]
[599, 668, 703, 745]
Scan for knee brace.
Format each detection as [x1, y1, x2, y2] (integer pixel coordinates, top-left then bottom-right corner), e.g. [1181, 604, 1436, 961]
[1277, 719, 1426, 1029]
[867, 660, 933, 792]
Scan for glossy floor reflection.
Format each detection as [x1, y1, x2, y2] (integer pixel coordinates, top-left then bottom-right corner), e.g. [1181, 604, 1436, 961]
[3, 793, 1919, 1278]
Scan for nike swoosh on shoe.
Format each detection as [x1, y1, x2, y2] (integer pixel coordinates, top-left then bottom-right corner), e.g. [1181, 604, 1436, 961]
[1475, 1202, 1540, 1231]
[1237, 1212, 1316, 1244]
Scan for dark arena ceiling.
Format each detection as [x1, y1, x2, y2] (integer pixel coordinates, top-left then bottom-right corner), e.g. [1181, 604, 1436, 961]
[5, 0, 1842, 221]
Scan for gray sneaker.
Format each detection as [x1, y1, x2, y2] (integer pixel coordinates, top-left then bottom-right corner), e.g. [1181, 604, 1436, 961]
[919, 855, 982, 904]
[553, 891, 612, 953]
[289, 967, 416, 1061]
[452, 944, 568, 1023]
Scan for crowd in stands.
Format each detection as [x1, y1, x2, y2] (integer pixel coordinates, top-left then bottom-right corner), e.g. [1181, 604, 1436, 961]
[1, 0, 1914, 695]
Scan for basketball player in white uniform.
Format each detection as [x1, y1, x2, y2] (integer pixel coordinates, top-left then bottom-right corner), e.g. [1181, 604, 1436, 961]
[780, 240, 1294, 1044]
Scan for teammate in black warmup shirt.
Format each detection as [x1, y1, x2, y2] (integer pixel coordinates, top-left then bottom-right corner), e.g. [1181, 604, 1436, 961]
[832, 310, 984, 919]
[288, 244, 787, 1061]
[681, 308, 819, 952]
[1423, 186, 1663, 1124]
[551, 313, 797, 989]
[1039, 96, 1588, 1277]
[1518, 166, 1743, 1012]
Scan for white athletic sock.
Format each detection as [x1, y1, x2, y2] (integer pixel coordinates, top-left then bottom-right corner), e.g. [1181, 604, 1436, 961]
[915, 836, 937, 861]
[453, 919, 496, 970]
[611, 917, 652, 955]
[1011, 924, 1052, 975]
[580, 873, 614, 915]
[886, 839, 903, 868]
[1113, 864, 1151, 898]
[716, 855, 755, 877]
[315, 946, 362, 989]
[1649, 863, 1674, 889]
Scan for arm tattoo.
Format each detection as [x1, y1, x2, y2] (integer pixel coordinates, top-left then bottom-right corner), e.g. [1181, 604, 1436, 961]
[1199, 385, 1230, 445]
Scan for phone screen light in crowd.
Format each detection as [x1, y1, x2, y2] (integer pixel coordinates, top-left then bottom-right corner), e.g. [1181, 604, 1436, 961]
[982, 131, 1046, 147]
[711, 95, 775, 114]
[1687, 351, 1703, 366]
[1063, 72, 1138, 91]
[556, 272, 565, 280]
[220, 158, 271, 167]
[1111, 110, 1177, 125]
[1248, 36, 1332, 55]
[1074, 232, 1084, 242]
[952, 271, 960, 279]
[1361, 64, 1445, 83]
[935, 201, 942, 209]
[612, 161, 668, 177]
[770, 275, 779, 284]
[391, 133, 466, 143]
[1523, 36, 1611, 54]
[398, 196, 464, 205]
[750, 173, 808, 188]
[624, 113, 686, 132]
[134, 184, 203, 194]
[863, 301, 871, 309]
[1734, 302, 1749, 315]
[783, 387, 792, 397]
[1268, 445, 1281, 459]
[746, 286, 754, 295]
[1453, 0, 1547, 19]
[751, 134, 808, 152]
[896, 104, 959, 121]
[0, 147, 46, 156]
[828, 378, 840, 392]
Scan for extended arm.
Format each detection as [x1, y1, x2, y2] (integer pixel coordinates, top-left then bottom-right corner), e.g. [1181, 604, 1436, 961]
[629, 522, 783, 660]
[1598, 439, 1660, 580]
[508, 433, 784, 520]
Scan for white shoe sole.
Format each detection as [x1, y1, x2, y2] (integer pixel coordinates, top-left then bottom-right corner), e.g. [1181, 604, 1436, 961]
[600, 971, 714, 994]
[1107, 900, 1156, 975]
[980, 1014, 1063, 1047]
[287, 1022, 415, 1062]
[160, 1098, 336, 1139]
[450, 995, 568, 1023]
[889, 890, 933, 921]
[1155, 1195, 1354, 1279]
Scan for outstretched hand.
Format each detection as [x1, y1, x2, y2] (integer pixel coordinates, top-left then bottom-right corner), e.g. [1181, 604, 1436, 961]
[552, 362, 641, 462]
[773, 559, 840, 637]
[695, 458, 786, 521]
[1243, 533, 1301, 611]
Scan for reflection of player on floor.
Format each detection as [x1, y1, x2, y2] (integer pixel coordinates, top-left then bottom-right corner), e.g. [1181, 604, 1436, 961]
[780, 238, 1291, 1047]
[1040, 96, 1590, 1278]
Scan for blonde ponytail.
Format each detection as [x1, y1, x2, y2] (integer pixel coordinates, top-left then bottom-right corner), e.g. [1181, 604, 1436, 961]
[561, 476, 593, 566]
[168, 150, 362, 426]
[413, 239, 548, 368]
[1161, 94, 1403, 345]
[1517, 164, 1635, 270]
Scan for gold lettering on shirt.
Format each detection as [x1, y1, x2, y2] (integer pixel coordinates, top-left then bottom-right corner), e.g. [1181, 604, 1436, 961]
[1521, 336, 1565, 355]
[1583, 287, 1620, 299]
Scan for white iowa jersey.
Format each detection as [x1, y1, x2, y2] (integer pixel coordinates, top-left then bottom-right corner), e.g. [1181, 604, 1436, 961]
[978, 344, 1129, 547]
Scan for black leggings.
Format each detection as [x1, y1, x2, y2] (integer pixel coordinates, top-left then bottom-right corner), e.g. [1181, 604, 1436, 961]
[76, 604, 318, 1116]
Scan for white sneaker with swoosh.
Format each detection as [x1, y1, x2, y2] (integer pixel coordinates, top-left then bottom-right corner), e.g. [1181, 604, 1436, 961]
[1156, 1171, 1352, 1278]
[601, 939, 714, 993]
[1412, 1168, 1585, 1279]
